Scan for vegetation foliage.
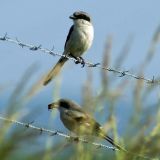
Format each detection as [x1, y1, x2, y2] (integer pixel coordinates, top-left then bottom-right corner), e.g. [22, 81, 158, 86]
[0, 25, 160, 160]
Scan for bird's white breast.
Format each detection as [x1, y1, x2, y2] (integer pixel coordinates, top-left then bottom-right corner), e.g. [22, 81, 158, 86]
[65, 20, 94, 57]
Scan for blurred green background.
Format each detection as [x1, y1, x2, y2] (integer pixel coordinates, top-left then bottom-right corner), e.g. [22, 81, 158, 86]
[0, 0, 160, 159]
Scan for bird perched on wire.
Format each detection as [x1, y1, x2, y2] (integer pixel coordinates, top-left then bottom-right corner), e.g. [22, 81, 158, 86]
[43, 11, 94, 85]
[48, 99, 125, 151]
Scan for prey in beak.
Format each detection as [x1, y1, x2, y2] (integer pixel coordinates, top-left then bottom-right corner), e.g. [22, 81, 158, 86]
[48, 102, 59, 110]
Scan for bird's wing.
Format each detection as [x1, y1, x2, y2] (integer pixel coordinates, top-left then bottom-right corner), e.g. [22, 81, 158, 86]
[65, 109, 87, 121]
[64, 25, 74, 49]
[65, 110, 101, 129]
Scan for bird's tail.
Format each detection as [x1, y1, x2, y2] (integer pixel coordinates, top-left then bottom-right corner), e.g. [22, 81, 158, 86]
[43, 57, 68, 85]
[101, 133, 127, 152]
[102, 134, 150, 159]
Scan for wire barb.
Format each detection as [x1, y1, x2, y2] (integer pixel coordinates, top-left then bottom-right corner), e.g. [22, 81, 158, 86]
[0, 33, 160, 85]
[50, 131, 58, 136]
[30, 45, 42, 51]
[15, 38, 26, 48]
[25, 120, 34, 128]
[39, 128, 43, 134]
[151, 76, 155, 84]
[88, 63, 101, 67]
[119, 70, 129, 77]
[0, 33, 8, 40]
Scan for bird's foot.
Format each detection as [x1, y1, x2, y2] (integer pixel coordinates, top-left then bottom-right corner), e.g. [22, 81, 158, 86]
[68, 136, 79, 143]
[75, 57, 85, 67]
[73, 136, 79, 142]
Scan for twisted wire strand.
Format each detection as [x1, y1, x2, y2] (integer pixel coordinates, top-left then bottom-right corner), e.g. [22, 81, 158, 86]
[0, 33, 159, 84]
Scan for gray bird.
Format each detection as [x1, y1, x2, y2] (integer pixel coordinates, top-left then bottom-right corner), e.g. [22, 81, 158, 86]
[43, 11, 94, 85]
[48, 99, 125, 151]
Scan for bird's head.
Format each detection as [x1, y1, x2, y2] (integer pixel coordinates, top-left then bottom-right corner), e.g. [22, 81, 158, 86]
[48, 99, 73, 111]
[48, 99, 84, 114]
[69, 11, 91, 23]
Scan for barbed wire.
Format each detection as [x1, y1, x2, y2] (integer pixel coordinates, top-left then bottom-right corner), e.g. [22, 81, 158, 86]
[0, 115, 117, 150]
[0, 33, 159, 84]
[0, 115, 152, 159]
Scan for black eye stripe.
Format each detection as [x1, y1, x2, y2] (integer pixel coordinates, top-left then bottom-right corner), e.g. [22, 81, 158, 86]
[60, 101, 70, 109]
[76, 15, 90, 21]
[73, 11, 91, 22]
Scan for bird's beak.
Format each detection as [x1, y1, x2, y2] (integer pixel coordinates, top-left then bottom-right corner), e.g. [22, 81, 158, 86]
[48, 102, 59, 110]
[69, 15, 76, 19]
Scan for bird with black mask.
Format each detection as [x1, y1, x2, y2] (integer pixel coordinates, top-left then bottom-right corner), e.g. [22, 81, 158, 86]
[43, 11, 94, 85]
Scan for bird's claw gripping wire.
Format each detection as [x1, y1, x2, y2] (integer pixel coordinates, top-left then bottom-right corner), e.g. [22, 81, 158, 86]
[74, 57, 85, 67]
